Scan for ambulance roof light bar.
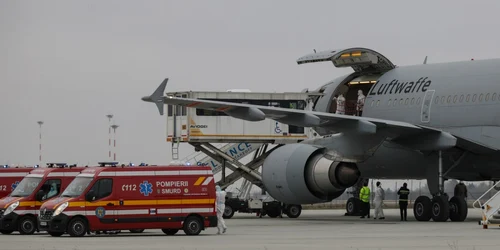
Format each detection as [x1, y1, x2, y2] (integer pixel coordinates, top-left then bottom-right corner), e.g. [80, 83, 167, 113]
[47, 163, 68, 168]
[97, 162, 119, 167]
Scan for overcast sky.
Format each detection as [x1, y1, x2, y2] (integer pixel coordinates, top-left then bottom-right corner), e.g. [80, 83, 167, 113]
[2, 0, 500, 167]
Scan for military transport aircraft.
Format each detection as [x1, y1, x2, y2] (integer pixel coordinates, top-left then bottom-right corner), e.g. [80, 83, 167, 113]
[142, 47, 500, 222]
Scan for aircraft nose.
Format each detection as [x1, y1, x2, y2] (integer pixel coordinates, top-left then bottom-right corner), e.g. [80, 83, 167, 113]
[141, 96, 151, 102]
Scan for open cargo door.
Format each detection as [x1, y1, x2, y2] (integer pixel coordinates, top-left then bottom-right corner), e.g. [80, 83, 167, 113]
[296, 47, 396, 74]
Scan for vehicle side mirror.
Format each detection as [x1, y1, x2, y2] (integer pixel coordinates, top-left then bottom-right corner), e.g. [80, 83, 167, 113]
[85, 190, 95, 202]
[36, 190, 45, 201]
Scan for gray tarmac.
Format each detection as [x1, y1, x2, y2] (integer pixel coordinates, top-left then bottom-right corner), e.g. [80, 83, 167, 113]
[1, 209, 498, 250]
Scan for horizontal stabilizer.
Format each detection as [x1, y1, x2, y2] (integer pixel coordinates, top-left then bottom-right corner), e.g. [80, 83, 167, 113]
[142, 78, 168, 115]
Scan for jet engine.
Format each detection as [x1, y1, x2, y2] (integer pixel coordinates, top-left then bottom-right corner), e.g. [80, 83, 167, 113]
[262, 144, 360, 204]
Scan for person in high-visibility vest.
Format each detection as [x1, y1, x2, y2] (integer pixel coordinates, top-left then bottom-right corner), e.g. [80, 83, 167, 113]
[397, 183, 410, 221]
[359, 181, 371, 218]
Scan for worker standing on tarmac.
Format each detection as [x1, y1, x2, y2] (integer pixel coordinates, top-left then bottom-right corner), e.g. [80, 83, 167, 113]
[215, 185, 228, 234]
[454, 181, 468, 200]
[373, 181, 385, 220]
[359, 180, 371, 218]
[397, 183, 410, 221]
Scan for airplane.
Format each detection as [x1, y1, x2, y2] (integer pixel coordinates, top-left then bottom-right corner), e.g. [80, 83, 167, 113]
[142, 47, 500, 222]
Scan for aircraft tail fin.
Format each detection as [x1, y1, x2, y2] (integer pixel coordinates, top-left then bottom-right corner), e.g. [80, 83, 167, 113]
[142, 78, 168, 115]
[423, 56, 428, 64]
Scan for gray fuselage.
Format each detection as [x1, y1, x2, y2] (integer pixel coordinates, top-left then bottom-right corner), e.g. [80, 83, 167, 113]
[312, 59, 500, 181]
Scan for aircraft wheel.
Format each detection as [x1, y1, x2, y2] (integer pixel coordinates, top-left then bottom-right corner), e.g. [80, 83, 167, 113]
[346, 197, 359, 216]
[0, 230, 13, 235]
[431, 196, 450, 222]
[285, 205, 302, 218]
[413, 196, 432, 221]
[223, 205, 234, 219]
[18, 216, 37, 235]
[449, 196, 468, 222]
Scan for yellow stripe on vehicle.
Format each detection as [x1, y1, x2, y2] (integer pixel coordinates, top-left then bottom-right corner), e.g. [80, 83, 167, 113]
[68, 199, 215, 208]
[194, 177, 206, 186]
[19, 201, 42, 207]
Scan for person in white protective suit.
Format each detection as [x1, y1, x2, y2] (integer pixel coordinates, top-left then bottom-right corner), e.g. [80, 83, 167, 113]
[332, 94, 346, 114]
[215, 185, 227, 234]
[373, 181, 385, 219]
[356, 90, 366, 116]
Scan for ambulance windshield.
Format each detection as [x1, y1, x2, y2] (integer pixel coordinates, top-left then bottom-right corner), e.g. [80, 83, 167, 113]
[10, 177, 42, 197]
[61, 177, 93, 198]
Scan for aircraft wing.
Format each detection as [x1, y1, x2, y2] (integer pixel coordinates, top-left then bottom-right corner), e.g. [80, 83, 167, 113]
[142, 79, 495, 153]
[162, 95, 421, 133]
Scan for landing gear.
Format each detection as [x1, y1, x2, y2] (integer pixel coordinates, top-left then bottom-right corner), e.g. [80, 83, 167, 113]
[449, 196, 467, 222]
[413, 151, 468, 222]
[431, 195, 450, 222]
[345, 197, 360, 216]
[413, 196, 432, 221]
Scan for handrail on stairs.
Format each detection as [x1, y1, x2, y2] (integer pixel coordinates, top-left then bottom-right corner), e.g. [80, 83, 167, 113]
[472, 181, 500, 209]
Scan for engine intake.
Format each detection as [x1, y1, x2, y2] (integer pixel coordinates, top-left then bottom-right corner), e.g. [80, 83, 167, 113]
[262, 144, 360, 204]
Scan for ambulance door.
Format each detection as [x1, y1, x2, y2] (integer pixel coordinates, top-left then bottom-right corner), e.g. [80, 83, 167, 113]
[114, 177, 154, 228]
[85, 178, 115, 230]
[35, 179, 62, 215]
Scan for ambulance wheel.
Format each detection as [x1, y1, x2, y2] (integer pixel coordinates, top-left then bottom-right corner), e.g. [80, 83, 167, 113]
[413, 196, 432, 221]
[48, 231, 64, 237]
[223, 205, 234, 219]
[129, 229, 144, 233]
[0, 230, 13, 235]
[161, 229, 178, 235]
[68, 217, 87, 237]
[449, 196, 468, 222]
[18, 216, 37, 235]
[183, 216, 202, 235]
[285, 205, 302, 218]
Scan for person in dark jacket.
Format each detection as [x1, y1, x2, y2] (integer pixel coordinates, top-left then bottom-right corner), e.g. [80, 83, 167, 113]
[454, 181, 468, 199]
[397, 183, 410, 221]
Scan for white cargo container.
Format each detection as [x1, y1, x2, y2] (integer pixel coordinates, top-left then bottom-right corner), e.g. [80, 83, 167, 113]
[164, 91, 316, 144]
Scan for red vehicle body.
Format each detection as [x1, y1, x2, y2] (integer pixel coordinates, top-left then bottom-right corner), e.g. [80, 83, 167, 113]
[0, 168, 32, 198]
[0, 167, 86, 235]
[39, 165, 217, 237]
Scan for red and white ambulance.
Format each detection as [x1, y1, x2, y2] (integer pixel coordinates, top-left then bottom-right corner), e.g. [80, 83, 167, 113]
[0, 167, 33, 198]
[0, 166, 85, 235]
[39, 165, 217, 237]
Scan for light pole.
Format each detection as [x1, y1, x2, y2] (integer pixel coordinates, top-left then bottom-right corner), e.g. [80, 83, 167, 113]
[111, 124, 119, 161]
[106, 114, 113, 160]
[37, 121, 43, 166]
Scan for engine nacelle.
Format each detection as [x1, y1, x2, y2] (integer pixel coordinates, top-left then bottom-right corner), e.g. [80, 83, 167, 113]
[262, 144, 360, 204]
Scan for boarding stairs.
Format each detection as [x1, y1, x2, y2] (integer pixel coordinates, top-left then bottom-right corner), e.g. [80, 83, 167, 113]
[182, 142, 263, 174]
[181, 142, 282, 189]
[473, 181, 500, 228]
